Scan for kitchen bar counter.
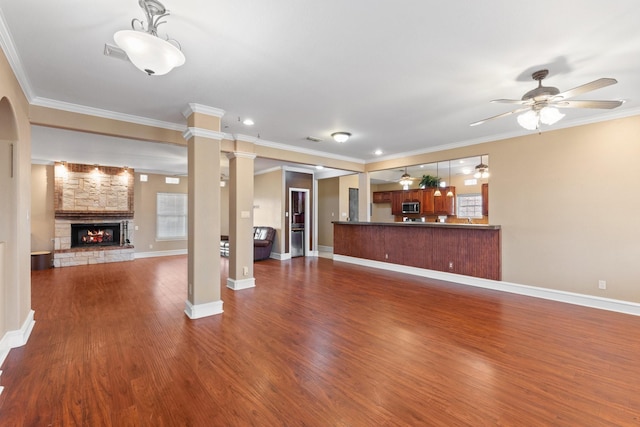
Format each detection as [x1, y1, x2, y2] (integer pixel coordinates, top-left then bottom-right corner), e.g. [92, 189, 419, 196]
[333, 221, 501, 280]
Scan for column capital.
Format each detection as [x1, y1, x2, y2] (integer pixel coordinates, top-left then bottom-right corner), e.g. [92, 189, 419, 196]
[182, 103, 225, 119]
[183, 127, 226, 141]
[232, 134, 258, 144]
[226, 151, 257, 160]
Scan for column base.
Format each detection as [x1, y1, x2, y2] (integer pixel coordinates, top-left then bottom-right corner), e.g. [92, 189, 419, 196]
[226, 277, 256, 290]
[184, 300, 223, 319]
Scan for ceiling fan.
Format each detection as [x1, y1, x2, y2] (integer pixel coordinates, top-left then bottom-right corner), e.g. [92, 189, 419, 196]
[470, 69, 623, 130]
[398, 167, 415, 187]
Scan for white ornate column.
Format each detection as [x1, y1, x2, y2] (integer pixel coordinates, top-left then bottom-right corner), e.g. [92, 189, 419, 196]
[182, 104, 224, 319]
[226, 138, 257, 290]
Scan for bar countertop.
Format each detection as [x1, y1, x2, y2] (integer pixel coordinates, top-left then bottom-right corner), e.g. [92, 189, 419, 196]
[332, 221, 500, 230]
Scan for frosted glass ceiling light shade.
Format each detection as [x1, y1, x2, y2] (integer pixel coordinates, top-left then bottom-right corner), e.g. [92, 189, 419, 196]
[517, 106, 565, 130]
[114, 0, 185, 76]
[331, 132, 351, 143]
[517, 109, 539, 130]
[539, 106, 565, 125]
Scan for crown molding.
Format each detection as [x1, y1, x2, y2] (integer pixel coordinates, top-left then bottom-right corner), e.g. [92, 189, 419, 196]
[31, 97, 186, 131]
[231, 133, 259, 144]
[182, 103, 226, 119]
[0, 7, 34, 101]
[182, 127, 226, 141]
[253, 137, 365, 165]
[366, 107, 640, 165]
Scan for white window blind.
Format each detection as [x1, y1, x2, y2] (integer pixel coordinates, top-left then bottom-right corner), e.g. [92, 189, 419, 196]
[457, 193, 483, 218]
[156, 192, 187, 240]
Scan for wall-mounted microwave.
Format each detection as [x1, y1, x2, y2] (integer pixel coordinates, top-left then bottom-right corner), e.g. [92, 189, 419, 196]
[401, 201, 420, 214]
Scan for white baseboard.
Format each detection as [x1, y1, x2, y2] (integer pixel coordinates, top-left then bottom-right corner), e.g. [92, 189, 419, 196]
[0, 309, 36, 370]
[135, 249, 187, 259]
[184, 300, 223, 319]
[227, 277, 256, 290]
[318, 245, 333, 253]
[333, 255, 640, 317]
[271, 252, 290, 260]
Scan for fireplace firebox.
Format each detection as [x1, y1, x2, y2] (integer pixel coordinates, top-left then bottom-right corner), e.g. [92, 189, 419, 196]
[71, 223, 122, 248]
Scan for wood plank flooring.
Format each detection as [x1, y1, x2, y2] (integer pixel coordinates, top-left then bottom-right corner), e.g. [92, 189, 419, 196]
[1, 255, 640, 426]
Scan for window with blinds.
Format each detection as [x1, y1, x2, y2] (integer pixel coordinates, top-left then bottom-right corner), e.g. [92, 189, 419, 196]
[156, 192, 188, 240]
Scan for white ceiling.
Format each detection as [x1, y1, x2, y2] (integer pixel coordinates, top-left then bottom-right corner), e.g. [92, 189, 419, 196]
[3, 1, 640, 180]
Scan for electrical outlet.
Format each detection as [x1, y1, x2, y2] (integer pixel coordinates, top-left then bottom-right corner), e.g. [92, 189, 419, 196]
[385, 253, 388, 259]
[243, 266, 249, 276]
[449, 261, 454, 269]
[598, 280, 606, 290]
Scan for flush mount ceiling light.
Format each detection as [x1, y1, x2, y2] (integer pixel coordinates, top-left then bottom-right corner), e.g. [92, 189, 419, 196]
[474, 155, 490, 179]
[331, 132, 351, 143]
[114, 0, 185, 75]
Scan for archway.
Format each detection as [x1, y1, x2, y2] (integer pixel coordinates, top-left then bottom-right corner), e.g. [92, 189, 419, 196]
[0, 96, 19, 335]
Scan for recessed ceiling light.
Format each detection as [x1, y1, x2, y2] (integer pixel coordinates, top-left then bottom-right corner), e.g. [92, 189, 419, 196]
[243, 118, 254, 126]
[374, 149, 383, 156]
[315, 165, 325, 170]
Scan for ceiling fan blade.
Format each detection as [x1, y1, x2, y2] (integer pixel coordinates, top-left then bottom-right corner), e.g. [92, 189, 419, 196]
[552, 100, 623, 109]
[490, 99, 529, 104]
[553, 78, 617, 100]
[470, 107, 530, 126]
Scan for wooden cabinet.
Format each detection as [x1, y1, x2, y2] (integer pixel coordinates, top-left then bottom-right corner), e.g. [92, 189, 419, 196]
[421, 188, 435, 214]
[404, 189, 421, 202]
[434, 187, 456, 215]
[391, 191, 403, 215]
[482, 183, 489, 216]
[372, 191, 392, 203]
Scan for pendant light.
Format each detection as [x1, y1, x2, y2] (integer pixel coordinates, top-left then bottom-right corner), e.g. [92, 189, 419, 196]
[114, 0, 185, 76]
[446, 160, 453, 197]
[434, 162, 442, 197]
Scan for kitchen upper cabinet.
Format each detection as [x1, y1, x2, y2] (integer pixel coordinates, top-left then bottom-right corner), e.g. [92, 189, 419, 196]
[434, 187, 456, 215]
[482, 183, 489, 216]
[403, 189, 421, 202]
[391, 191, 403, 215]
[421, 188, 435, 214]
[372, 191, 392, 203]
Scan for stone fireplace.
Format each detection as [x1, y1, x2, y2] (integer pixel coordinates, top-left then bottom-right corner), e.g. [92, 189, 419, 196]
[53, 162, 135, 267]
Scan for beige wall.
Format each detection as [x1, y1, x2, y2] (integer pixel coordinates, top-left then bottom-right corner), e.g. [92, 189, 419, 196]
[30, 164, 55, 252]
[488, 117, 640, 301]
[338, 174, 359, 221]
[133, 172, 189, 253]
[367, 115, 640, 302]
[254, 169, 283, 253]
[317, 177, 340, 248]
[0, 45, 33, 338]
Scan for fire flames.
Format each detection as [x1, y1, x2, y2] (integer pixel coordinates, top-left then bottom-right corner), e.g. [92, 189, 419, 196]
[81, 229, 113, 244]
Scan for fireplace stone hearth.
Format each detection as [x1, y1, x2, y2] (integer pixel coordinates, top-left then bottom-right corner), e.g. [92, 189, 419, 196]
[53, 219, 134, 267]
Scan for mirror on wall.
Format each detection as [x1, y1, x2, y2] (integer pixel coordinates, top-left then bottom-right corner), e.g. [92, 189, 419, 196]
[368, 155, 489, 188]
[369, 155, 490, 223]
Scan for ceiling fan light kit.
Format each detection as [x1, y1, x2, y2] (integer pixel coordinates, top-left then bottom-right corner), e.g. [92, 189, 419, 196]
[471, 69, 622, 130]
[474, 155, 489, 179]
[114, 0, 185, 75]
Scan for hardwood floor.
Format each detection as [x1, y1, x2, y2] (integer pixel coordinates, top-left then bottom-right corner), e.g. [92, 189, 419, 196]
[1, 255, 640, 426]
